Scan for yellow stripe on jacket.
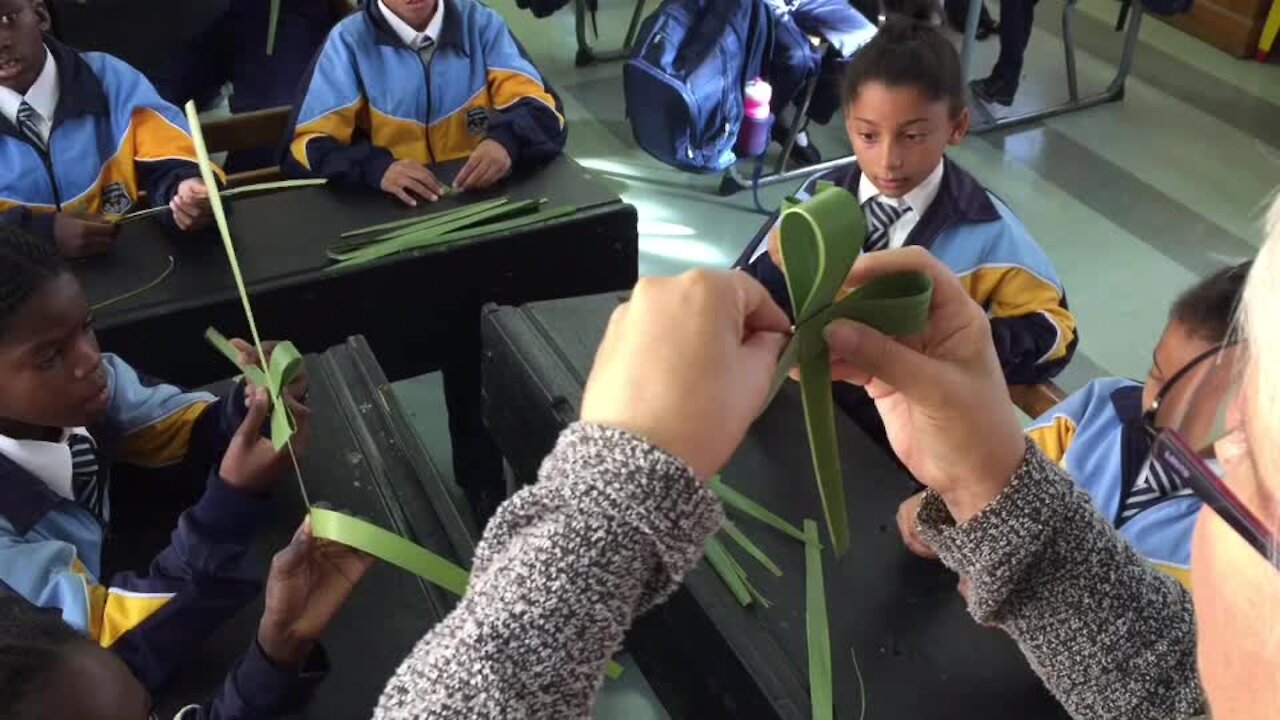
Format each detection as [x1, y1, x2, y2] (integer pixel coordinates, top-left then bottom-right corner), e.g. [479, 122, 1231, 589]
[291, 97, 370, 170]
[58, 107, 220, 215]
[92, 586, 175, 648]
[74, 560, 172, 647]
[487, 68, 563, 128]
[1026, 415, 1078, 466]
[117, 401, 211, 468]
[1151, 562, 1192, 590]
[960, 265, 1077, 363]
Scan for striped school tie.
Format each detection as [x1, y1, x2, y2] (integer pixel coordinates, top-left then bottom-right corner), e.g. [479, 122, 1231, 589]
[863, 197, 910, 253]
[1118, 459, 1193, 525]
[416, 37, 437, 63]
[15, 100, 47, 154]
[67, 432, 105, 521]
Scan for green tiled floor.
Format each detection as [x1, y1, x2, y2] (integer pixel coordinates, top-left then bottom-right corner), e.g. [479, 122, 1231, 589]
[393, 1, 1277, 715]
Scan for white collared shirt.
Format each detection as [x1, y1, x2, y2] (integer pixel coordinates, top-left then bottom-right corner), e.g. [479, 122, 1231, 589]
[0, 45, 60, 144]
[857, 160, 945, 250]
[0, 427, 92, 504]
[378, 0, 445, 49]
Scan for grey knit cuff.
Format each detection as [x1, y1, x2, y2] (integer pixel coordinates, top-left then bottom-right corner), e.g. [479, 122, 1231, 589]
[538, 422, 724, 588]
[916, 438, 1076, 621]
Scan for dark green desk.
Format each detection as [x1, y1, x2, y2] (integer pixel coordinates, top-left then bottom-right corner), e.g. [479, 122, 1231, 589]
[479, 293, 1070, 720]
[75, 156, 637, 512]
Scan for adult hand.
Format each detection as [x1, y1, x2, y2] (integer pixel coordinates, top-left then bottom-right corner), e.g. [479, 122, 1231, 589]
[581, 270, 791, 480]
[230, 337, 310, 405]
[825, 247, 1025, 523]
[766, 224, 783, 269]
[896, 491, 936, 558]
[380, 160, 447, 206]
[218, 386, 312, 494]
[454, 139, 512, 192]
[258, 517, 374, 669]
[170, 178, 212, 231]
[52, 212, 117, 258]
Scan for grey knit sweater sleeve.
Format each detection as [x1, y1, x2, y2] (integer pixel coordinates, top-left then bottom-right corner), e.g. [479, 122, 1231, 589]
[373, 422, 724, 719]
[916, 439, 1206, 720]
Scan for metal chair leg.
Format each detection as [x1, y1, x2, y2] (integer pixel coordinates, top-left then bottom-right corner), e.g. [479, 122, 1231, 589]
[967, 0, 1145, 133]
[575, 0, 648, 66]
[1063, 0, 1079, 102]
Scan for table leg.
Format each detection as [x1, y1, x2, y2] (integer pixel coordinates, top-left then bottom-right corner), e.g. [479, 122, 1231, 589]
[443, 303, 507, 527]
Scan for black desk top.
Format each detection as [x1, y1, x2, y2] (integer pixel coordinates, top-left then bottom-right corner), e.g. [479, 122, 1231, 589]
[78, 156, 624, 328]
[479, 294, 1068, 720]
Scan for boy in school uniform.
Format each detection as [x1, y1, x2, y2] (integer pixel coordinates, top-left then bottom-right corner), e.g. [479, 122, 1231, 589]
[738, 16, 1077, 386]
[0, 227, 308, 692]
[0, 516, 373, 720]
[898, 263, 1250, 587]
[0, 0, 216, 257]
[283, 0, 566, 205]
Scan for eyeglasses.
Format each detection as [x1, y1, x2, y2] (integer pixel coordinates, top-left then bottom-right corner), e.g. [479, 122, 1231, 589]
[1140, 339, 1279, 570]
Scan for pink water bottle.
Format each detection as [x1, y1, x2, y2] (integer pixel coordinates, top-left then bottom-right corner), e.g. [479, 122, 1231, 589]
[736, 78, 773, 158]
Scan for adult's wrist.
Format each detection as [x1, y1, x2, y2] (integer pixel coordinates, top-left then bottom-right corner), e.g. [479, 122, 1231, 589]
[938, 430, 1026, 524]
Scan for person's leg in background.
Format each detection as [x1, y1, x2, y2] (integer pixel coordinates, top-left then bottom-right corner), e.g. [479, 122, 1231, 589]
[789, 0, 877, 129]
[766, 10, 823, 165]
[944, 0, 999, 40]
[971, 0, 1035, 106]
[223, 0, 342, 172]
[146, 12, 233, 113]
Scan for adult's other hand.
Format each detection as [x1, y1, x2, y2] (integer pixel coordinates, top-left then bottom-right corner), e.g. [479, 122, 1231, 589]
[581, 270, 791, 480]
[825, 247, 1025, 523]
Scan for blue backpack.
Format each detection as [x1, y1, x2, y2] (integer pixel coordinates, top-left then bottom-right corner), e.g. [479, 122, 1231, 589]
[623, 0, 772, 173]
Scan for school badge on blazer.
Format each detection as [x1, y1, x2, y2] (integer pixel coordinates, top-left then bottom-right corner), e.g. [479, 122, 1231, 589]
[466, 107, 490, 135]
[100, 182, 134, 215]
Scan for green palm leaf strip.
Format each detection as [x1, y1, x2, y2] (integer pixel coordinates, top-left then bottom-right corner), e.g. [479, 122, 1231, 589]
[704, 535, 752, 606]
[205, 327, 302, 451]
[266, 0, 281, 55]
[721, 520, 782, 577]
[804, 519, 833, 720]
[179, 99, 635, 679]
[709, 476, 810, 546]
[221, 178, 328, 199]
[773, 186, 933, 555]
[329, 205, 575, 268]
[337, 197, 511, 241]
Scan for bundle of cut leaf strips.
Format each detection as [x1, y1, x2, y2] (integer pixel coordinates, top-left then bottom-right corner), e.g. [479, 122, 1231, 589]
[329, 197, 573, 268]
[704, 476, 817, 608]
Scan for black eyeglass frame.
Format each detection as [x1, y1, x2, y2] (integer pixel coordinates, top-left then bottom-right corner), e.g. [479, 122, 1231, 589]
[1149, 430, 1278, 570]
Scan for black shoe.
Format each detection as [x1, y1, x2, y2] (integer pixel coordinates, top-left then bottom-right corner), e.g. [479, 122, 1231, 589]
[976, 20, 998, 40]
[772, 124, 822, 166]
[970, 75, 1017, 107]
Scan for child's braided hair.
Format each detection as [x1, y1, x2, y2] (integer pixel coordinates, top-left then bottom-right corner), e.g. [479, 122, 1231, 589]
[0, 595, 84, 719]
[0, 225, 67, 340]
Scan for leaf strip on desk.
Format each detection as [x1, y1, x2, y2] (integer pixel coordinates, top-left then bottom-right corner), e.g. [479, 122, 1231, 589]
[774, 186, 933, 555]
[89, 254, 175, 311]
[221, 178, 328, 199]
[721, 520, 782, 577]
[338, 197, 511, 240]
[704, 535, 752, 607]
[709, 476, 809, 546]
[804, 519, 833, 720]
[370, 198, 545, 243]
[329, 206, 577, 268]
